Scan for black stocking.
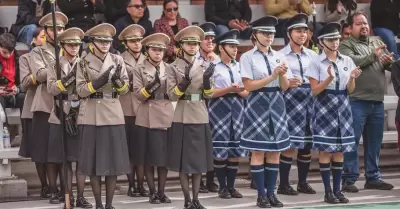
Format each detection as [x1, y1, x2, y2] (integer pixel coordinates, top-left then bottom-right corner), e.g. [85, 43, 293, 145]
[179, 173, 191, 201]
[192, 174, 202, 200]
[206, 171, 215, 185]
[35, 163, 48, 188]
[105, 176, 117, 207]
[90, 176, 102, 207]
[157, 167, 168, 195]
[65, 162, 73, 196]
[47, 163, 59, 193]
[135, 165, 145, 188]
[145, 165, 156, 194]
[76, 163, 86, 198]
[58, 164, 65, 194]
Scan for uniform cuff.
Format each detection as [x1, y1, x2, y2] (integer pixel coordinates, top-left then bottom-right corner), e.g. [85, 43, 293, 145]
[56, 80, 66, 91]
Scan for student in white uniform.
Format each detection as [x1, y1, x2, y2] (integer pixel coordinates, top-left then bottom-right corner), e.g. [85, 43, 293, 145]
[305, 22, 361, 204]
[208, 29, 249, 199]
[240, 16, 292, 208]
[278, 13, 318, 196]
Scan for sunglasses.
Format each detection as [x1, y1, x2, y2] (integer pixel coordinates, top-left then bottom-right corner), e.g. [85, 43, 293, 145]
[165, 7, 178, 12]
[129, 4, 145, 9]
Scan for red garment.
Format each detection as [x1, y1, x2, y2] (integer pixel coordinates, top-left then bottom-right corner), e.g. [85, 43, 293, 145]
[0, 52, 16, 88]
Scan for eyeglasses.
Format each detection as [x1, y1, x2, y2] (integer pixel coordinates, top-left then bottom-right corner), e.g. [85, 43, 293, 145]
[165, 7, 178, 12]
[129, 4, 146, 9]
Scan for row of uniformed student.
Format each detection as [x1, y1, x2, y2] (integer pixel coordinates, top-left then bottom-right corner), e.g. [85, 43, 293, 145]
[208, 29, 249, 199]
[76, 23, 131, 209]
[117, 24, 149, 198]
[47, 27, 92, 209]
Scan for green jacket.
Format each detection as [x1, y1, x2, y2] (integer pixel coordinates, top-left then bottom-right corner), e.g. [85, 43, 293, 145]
[339, 36, 392, 101]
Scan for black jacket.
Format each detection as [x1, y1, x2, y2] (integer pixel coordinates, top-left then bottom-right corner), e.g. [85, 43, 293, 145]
[10, 0, 51, 37]
[58, 0, 106, 32]
[371, 0, 400, 34]
[391, 60, 400, 121]
[103, 0, 149, 24]
[205, 0, 252, 26]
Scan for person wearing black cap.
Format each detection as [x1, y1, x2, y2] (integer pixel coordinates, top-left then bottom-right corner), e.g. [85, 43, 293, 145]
[277, 13, 318, 196]
[209, 29, 248, 199]
[240, 16, 292, 208]
[305, 22, 361, 204]
[166, 26, 215, 209]
[198, 21, 220, 194]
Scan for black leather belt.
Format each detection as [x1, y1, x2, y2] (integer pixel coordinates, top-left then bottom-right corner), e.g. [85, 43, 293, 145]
[88, 92, 118, 99]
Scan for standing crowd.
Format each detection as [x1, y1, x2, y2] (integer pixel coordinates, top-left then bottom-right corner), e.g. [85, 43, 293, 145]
[0, 1, 397, 209]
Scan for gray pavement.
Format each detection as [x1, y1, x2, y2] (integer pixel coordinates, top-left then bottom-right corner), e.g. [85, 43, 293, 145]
[1, 177, 399, 209]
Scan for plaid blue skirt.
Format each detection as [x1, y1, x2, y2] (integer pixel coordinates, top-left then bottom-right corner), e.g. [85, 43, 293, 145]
[240, 87, 291, 152]
[283, 84, 313, 149]
[208, 94, 249, 159]
[311, 89, 355, 153]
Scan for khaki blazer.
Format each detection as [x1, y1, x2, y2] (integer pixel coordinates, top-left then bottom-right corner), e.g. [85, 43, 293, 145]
[119, 51, 146, 117]
[76, 52, 129, 126]
[133, 60, 174, 129]
[19, 53, 37, 119]
[47, 56, 80, 124]
[29, 43, 58, 113]
[166, 58, 214, 124]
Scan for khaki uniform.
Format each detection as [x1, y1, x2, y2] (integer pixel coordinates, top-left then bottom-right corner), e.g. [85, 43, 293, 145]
[76, 52, 129, 126]
[120, 52, 145, 116]
[166, 58, 214, 124]
[30, 43, 58, 113]
[133, 60, 174, 129]
[47, 56, 80, 124]
[19, 53, 37, 119]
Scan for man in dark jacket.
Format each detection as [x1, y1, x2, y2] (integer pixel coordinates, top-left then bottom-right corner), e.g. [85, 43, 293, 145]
[58, 0, 106, 32]
[371, 0, 400, 60]
[10, 0, 51, 45]
[104, 0, 150, 25]
[204, 0, 252, 38]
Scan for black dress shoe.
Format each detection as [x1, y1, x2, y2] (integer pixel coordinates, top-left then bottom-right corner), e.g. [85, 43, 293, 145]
[158, 193, 171, 203]
[250, 180, 257, 190]
[277, 185, 299, 196]
[267, 194, 283, 207]
[297, 182, 316, 194]
[63, 197, 75, 209]
[228, 188, 243, 198]
[95, 206, 104, 209]
[59, 194, 66, 203]
[148, 193, 161, 204]
[342, 183, 359, 193]
[41, 186, 51, 198]
[256, 195, 271, 208]
[75, 196, 93, 208]
[364, 180, 394, 190]
[104, 206, 115, 209]
[183, 199, 193, 209]
[138, 185, 149, 197]
[199, 181, 209, 193]
[324, 191, 340, 204]
[206, 182, 219, 193]
[49, 193, 60, 204]
[127, 186, 135, 197]
[218, 188, 231, 199]
[192, 199, 206, 209]
[334, 191, 349, 203]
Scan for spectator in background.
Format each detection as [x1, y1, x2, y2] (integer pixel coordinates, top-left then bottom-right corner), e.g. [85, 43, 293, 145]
[339, 12, 394, 193]
[304, 21, 319, 53]
[264, 0, 312, 39]
[114, 0, 153, 52]
[154, 0, 189, 63]
[10, 0, 51, 46]
[0, 33, 21, 109]
[371, 0, 400, 60]
[324, 0, 357, 25]
[58, 0, 106, 32]
[341, 23, 351, 40]
[204, 0, 252, 39]
[29, 27, 45, 51]
[104, 0, 150, 24]
[390, 60, 400, 151]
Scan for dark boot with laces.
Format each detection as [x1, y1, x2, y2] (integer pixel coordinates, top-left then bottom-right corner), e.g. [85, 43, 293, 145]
[334, 191, 349, 203]
[277, 185, 299, 196]
[75, 196, 93, 208]
[256, 195, 271, 208]
[192, 199, 206, 209]
[267, 194, 283, 207]
[297, 182, 316, 194]
[324, 191, 340, 204]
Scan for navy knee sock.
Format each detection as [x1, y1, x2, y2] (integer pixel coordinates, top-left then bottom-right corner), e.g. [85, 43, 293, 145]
[251, 165, 265, 196]
[214, 160, 227, 191]
[279, 155, 293, 186]
[297, 154, 312, 184]
[331, 161, 343, 194]
[265, 163, 279, 197]
[320, 162, 332, 194]
[226, 161, 239, 189]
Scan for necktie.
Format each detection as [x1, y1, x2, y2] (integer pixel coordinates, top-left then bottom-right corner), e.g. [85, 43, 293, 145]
[296, 54, 305, 83]
[331, 62, 340, 90]
[259, 51, 272, 75]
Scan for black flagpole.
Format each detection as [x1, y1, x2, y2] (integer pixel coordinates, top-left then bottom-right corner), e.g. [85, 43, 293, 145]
[49, 1, 70, 208]
[312, 1, 318, 49]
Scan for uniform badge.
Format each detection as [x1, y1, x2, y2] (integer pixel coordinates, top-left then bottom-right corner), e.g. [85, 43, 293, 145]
[344, 67, 348, 71]
[276, 59, 280, 63]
